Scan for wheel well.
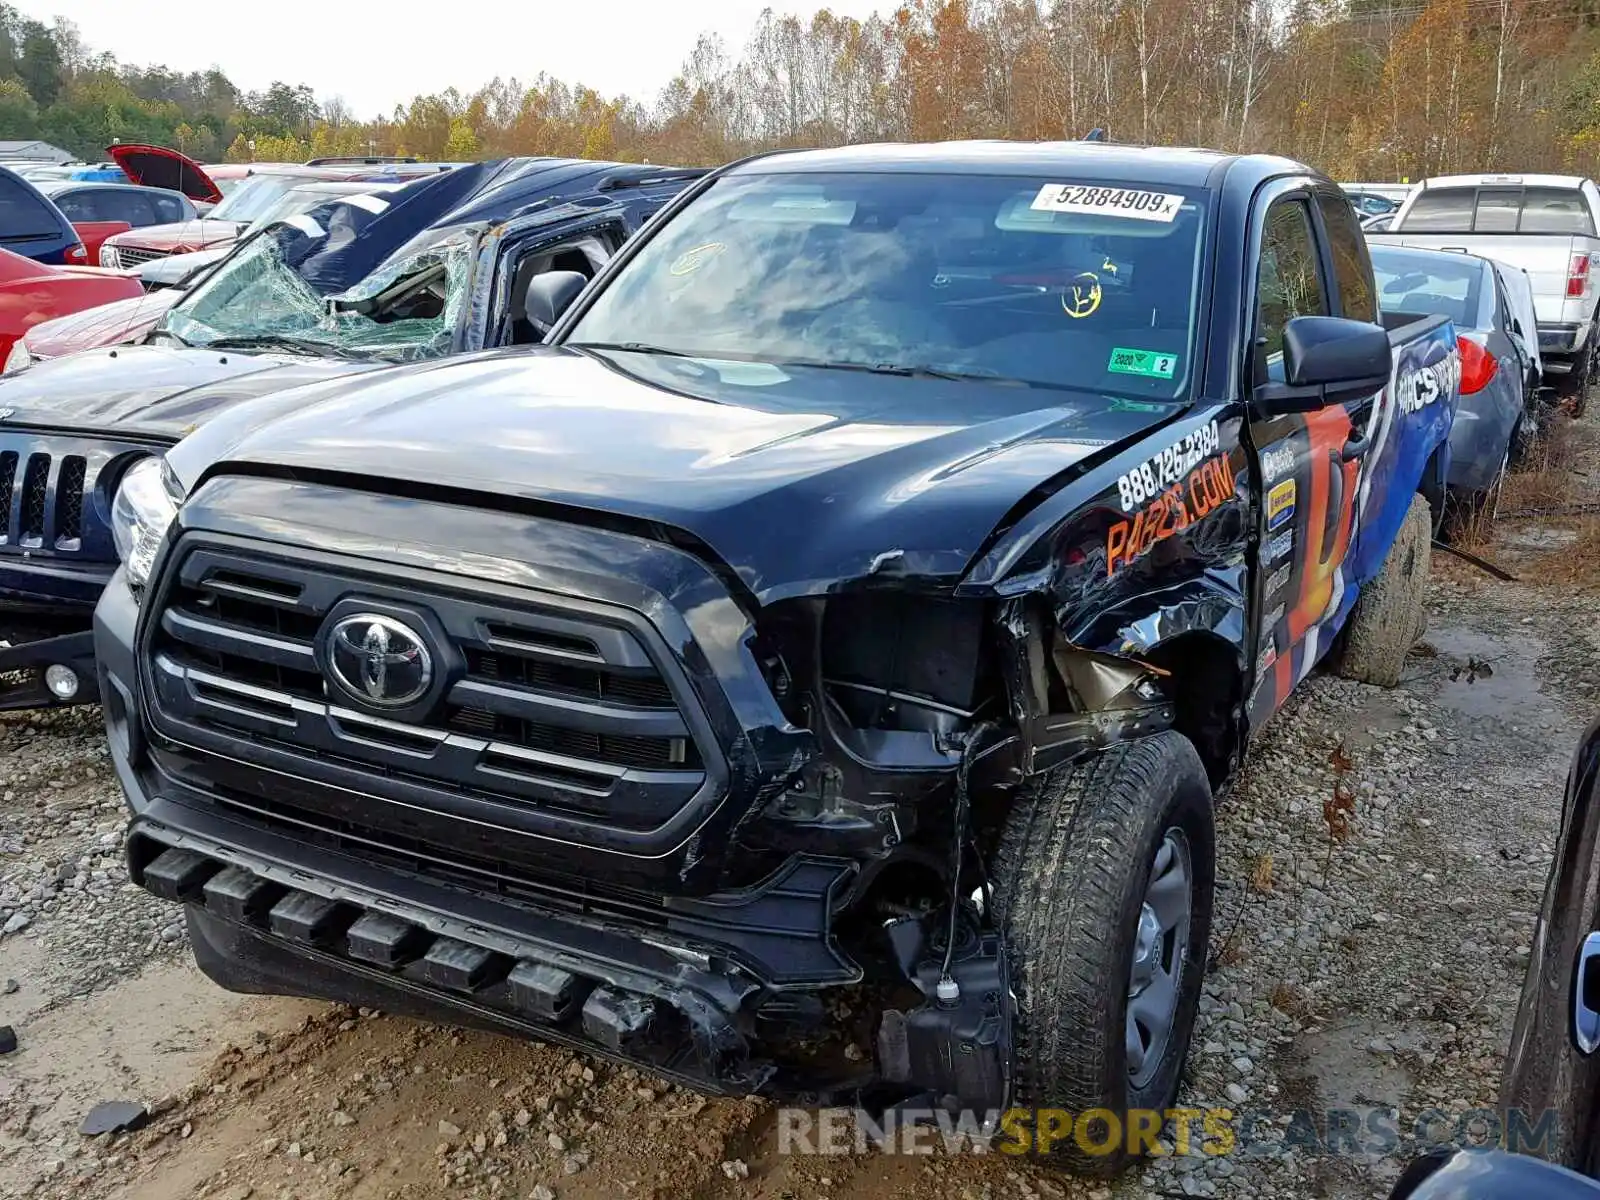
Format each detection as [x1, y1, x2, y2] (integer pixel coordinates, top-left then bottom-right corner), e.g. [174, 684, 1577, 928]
[1141, 633, 1242, 788]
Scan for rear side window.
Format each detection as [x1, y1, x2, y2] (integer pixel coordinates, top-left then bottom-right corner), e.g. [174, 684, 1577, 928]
[1401, 184, 1595, 234]
[151, 193, 187, 223]
[0, 174, 63, 239]
[1316, 193, 1377, 323]
[101, 191, 158, 226]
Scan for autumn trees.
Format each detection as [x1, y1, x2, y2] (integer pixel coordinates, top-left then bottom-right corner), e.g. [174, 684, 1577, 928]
[5, 0, 1600, 181]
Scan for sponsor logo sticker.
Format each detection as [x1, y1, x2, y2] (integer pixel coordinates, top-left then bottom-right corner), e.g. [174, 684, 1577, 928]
[1258, 638, 1277, 672]
[1267, 479, 1296, 529]
[1260, 444, 1296, 482]
[1265, 562, 1291, 599]
[1266, 529, 1295, 563]
[1265, 603, 1285, 628]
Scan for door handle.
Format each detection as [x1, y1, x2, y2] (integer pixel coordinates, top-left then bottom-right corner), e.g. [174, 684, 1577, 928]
[1574, 931, 1600, 1054]
[1340, 432, 1372, 462]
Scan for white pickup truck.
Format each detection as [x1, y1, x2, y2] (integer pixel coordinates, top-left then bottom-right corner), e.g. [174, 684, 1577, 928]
[1367, 173, 1600, 412]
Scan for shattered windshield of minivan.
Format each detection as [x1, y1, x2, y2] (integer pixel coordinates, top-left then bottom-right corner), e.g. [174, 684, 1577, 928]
[161, 225, 474, 362]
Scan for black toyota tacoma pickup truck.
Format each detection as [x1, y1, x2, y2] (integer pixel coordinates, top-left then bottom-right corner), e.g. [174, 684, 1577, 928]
[96, 142, 1461, 1172]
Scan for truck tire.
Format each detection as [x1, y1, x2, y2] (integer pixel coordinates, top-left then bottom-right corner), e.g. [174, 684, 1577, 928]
[1565, 321, 1595, 418]
[991, 731, 1214, 1175]
[1330, 492, 1431, 688]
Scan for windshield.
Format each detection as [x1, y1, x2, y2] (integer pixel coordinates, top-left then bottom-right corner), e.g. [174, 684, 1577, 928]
[209, 174, 319, 223]
[566, 172, 1209, 398]
[161, 219, 475, 361]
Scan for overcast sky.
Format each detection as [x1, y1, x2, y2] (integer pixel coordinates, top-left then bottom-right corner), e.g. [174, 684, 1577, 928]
[43, 0, 893, 117]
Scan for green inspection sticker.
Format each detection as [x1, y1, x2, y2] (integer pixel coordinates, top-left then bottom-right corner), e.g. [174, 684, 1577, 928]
[1108, 347, 1178, 379]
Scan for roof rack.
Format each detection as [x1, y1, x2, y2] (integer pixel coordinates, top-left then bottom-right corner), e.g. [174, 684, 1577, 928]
[305, 156, 420, 166]
[595, 167, 711, 192]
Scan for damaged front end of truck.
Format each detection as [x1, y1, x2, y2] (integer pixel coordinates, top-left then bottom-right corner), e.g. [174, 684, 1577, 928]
[112, 395, 1249, 1115]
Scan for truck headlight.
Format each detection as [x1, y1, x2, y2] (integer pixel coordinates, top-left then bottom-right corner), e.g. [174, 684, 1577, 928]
[110, 457, 184, 590]
[100, 244, 120, 269]
[3, 339, 30, 375]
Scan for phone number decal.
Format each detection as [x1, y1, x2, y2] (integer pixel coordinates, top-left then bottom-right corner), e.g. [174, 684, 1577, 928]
[1106, 453, 1238, 576]
[1116, 421, 1222, 510]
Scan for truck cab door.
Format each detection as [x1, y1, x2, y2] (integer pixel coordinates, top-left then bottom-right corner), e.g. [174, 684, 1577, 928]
[1243, 190, 1370, 726]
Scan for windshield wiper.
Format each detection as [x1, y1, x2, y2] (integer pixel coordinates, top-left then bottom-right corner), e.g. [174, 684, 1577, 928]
[202, 334, 362, 359]
[568, 341, 695, 358]
[776, 358, 1000, 383]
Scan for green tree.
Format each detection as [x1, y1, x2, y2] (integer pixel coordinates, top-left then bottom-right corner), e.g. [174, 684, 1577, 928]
[443, 116, 479, 158]
[16, 19, 59, 106]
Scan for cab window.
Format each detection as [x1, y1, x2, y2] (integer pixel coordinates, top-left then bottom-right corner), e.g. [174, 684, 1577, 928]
[1255, 198, 1328, 384]
[1316, 193, 1377, 323]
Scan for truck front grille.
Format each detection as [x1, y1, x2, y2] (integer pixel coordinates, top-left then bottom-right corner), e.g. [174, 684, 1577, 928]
[109, 244, 169, 266]
[143, 539, 719, 854]
[0, 443, 97, 551]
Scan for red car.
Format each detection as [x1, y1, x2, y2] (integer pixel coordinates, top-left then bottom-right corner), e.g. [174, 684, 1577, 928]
[0, 247, 142, 365]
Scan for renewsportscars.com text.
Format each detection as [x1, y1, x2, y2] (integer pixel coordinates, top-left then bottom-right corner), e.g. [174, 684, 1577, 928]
[776, 1106, 1561, 1159]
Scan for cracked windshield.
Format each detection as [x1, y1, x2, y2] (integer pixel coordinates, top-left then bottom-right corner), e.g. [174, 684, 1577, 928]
[568, 172, 1208, 397]
[161, 220, 474, 361]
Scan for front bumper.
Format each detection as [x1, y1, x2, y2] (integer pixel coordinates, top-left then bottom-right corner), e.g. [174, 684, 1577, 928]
[0, 627, 97, 709]
[95, 566, 859, 1098]
[0, 556, 115, 710]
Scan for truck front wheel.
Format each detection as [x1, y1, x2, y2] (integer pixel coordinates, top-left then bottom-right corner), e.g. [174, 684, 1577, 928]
[1330, 492, 1431, 688]
[992, 731, 1215, 1175]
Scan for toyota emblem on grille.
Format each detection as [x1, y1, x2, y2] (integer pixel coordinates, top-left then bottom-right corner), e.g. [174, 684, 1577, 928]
[326, 614, 433, 707]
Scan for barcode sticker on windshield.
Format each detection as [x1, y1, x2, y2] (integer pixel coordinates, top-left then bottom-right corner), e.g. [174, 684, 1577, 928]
[340, 193, 390, 214]
[1030, 184, 1183, 223]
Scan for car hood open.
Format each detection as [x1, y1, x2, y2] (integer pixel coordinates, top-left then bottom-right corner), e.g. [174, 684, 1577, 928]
[0, 342, 385, 441]
[173, 347, 1181, 602]
[108, 144, 223, 205]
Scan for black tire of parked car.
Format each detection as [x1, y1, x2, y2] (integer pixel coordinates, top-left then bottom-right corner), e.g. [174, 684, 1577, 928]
[1331, 492, 1431, 687]
[991, 731, 1215, 1176]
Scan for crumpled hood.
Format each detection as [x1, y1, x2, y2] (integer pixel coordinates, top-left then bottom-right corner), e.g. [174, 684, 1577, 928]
[174, 347, 1179, 602]
[0, 342, 384, 441]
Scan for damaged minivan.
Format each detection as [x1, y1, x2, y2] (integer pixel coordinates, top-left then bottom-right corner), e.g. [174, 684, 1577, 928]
[100, 143, 1459, 1174]
[0, 157, 700, 708]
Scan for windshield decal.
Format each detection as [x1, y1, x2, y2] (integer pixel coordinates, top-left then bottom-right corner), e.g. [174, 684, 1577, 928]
[1061, 272, 1103, 318]
[670, 242, 725, 276]
[1030, 184, 1184, 223]
[1107, 346, 1177, 379]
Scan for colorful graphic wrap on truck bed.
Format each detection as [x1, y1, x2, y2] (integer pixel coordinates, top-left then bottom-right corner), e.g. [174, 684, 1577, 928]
[1247, 319, 1460, 726]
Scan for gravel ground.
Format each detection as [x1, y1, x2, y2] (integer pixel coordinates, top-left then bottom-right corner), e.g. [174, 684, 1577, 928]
[0, 416, 1596, 1200]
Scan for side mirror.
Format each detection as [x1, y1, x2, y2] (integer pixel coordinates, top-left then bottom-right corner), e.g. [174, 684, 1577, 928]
[524, 271, 589, 332]
[1255, 315, 1392, 415]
